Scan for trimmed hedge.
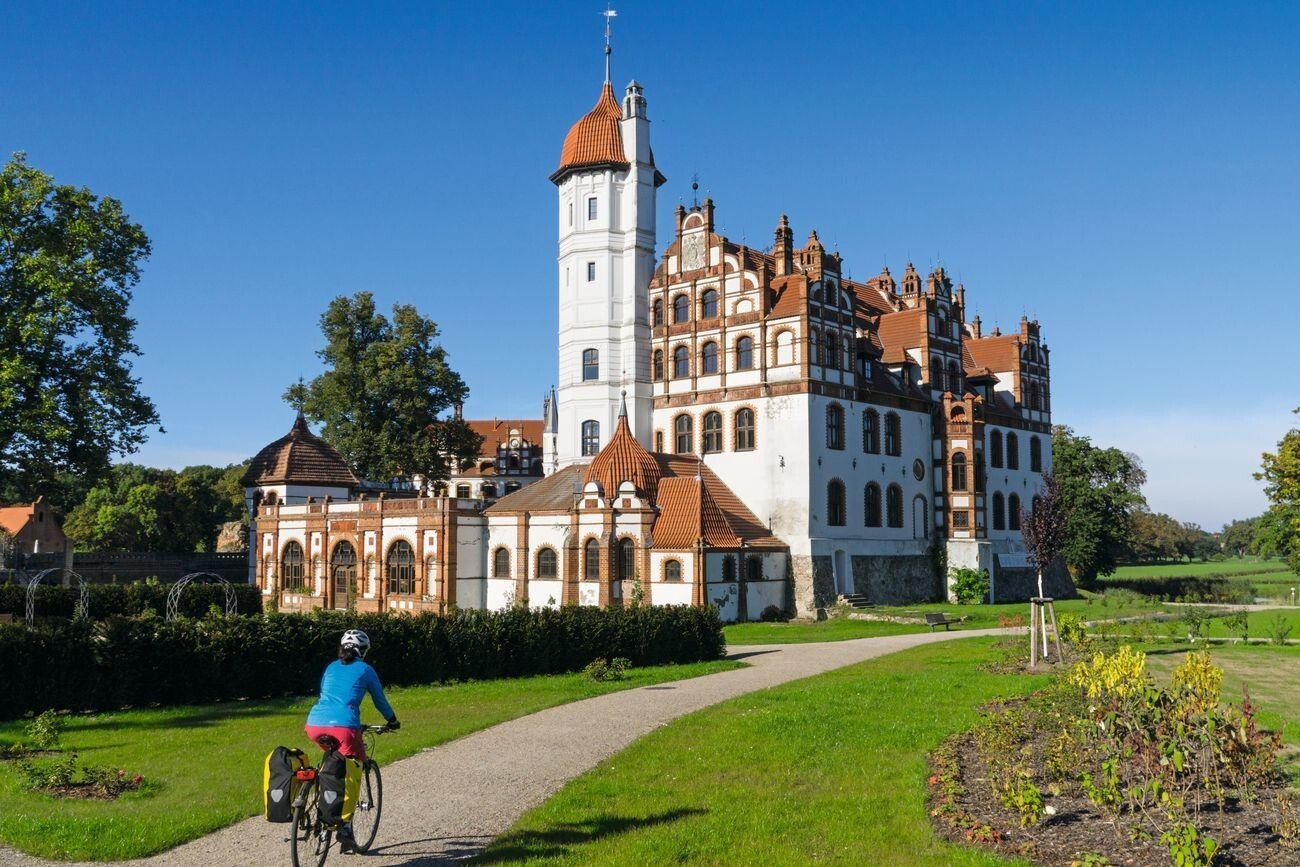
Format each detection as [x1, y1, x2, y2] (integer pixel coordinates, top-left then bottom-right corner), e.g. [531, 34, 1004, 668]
[0, 605, 725, 719]
[1096, 575, 1253, 603]
[0, 581, 264, 620]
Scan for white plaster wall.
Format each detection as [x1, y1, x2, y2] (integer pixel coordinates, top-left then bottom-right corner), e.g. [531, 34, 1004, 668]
[484, 578, 517, 610]
[456, 578, 485, 610]
[745, 580, 787, 620]
[458, 520, 486, 579]
[707, 582, 739, 621]
[650, 550, 695, 583]
[652, 582, 693, 606]
[527, 580, 563, 608]
[578, 582, 600, 606]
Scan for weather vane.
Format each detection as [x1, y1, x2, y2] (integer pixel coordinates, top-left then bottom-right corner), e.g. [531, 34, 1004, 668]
[602, 5, 617, 83]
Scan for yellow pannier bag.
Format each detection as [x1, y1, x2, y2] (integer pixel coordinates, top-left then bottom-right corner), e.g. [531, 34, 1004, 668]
[263, 746, 308, 822]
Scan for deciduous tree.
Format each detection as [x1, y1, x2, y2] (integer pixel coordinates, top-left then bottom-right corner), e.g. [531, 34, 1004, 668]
[288, 292, 481, 485]
[0, 153, 159, 504]
[1051, 426, 1147, 587]
[1255, 408, 1300, 574]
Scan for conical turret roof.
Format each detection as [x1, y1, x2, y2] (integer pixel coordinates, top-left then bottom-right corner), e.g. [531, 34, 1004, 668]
[582, 400, 660, 499]
[240, 414, 359, 489]
[550, 83, 628, 184]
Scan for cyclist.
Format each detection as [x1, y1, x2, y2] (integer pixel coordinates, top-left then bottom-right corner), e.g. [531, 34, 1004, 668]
[304, 629, 399, 852]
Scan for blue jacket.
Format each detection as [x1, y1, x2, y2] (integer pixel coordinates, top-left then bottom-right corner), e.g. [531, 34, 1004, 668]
[306, 659, 395, 728]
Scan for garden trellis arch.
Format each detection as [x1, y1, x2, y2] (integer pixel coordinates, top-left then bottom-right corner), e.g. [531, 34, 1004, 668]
[166, 572, 239, 621]
[25, 568, 90, 628]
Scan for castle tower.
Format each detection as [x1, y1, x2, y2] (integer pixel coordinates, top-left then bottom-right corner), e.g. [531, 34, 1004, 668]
[549, 44, 664, 467]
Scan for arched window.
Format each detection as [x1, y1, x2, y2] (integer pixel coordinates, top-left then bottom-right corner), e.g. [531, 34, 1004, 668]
[700, 288, 718, 318]
[673, 345, 689, 378]
[702, 411, 723, 453]
[582, 348, 599, 381]
[492, 547, 510, 578]
[826, 404, 845, 450]
[886, 484, 904, 528]
[947, 360, 961, 394]
[386, 540, 415, 595]
[863, 409, 880, 454]
[930, 357, 945, 390]
[537, 547, 558, 579]
[885, 412, 902, 456]
[674, 414, 693, 454]
[581, 420, 600, 457]
[652, 349, 663, 380]
[827, 479, 846, 526]
[734, 408, 756, 451]
[1007, 433, 1020, 470]
[951, 453, 968, 491]
[809, 330, 821, 366]
[617, 538, 635, 582]
[775, 330, 794, 365]
[990, 430, 1004, 468]
[282, 540, 305, 591]
[975, 452, 985, 493]
[584, 538, 600, 580]
[701, 341, 719, 374]
[455, 483, 472, 498]
[331, 541, 357, 604]
[735, 336, 754, 370]
[663, 559, 682, 582]
[864, 483, 882, 527]
[1008, 493, 1022, 531]
[672, 294, 689, 323]
[992, 492, 1006, 531]
[652, 298, 663, 327]
[1030, 436, 1042, 472]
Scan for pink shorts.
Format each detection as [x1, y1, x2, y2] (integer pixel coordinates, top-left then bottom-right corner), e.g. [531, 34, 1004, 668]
[304, 724, 366, 761]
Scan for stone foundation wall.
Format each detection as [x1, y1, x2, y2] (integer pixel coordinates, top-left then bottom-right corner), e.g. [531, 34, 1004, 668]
[851, 554, 940, 604]
[791, 554, 838, 616]
[992, 558, 1075, 602]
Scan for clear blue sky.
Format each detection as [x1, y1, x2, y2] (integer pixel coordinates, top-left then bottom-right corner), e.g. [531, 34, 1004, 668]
[4, 1, 1297, 529]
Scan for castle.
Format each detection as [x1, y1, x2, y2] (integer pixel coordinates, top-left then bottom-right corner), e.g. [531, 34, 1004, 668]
[243, 51, 1061, 620]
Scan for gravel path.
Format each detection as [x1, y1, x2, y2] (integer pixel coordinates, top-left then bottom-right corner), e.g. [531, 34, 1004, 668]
[0, 627, 1012, 866]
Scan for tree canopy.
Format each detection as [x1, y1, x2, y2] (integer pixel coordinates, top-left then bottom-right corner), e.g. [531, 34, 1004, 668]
[0, 153, 160, 506]
[62, 463, 247, 553]
[288, 292, 481, 485]
[1255, 408, 1300, 574]
[1051, 425, 1147, 586]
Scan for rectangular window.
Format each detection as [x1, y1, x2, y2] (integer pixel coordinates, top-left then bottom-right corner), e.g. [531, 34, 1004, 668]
[586, 261, 596, 282]
[582, 348, 599, 381]
[588, 197, 598, 220]
[568, 201, 573, 226]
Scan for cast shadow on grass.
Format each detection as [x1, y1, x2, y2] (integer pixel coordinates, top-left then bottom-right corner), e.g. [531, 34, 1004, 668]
[726, 649, 779, 661]
[50, 698, 304, 733]
[371, 805, 707, 867]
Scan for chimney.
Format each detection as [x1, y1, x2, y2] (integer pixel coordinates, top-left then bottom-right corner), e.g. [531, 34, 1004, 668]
[773, 214, 793, 276]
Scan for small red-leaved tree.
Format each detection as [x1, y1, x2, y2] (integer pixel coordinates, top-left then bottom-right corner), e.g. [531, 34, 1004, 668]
[1019, 472, 1068, 600]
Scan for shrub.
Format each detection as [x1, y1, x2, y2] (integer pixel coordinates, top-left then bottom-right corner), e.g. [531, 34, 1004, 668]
[0, 604, 725, 719]
[25, 710, 65, 750]
[1267, 613, 1294, 646]
[759, 604, 788, 623]
[583, 656, 631, 682]
[1222, 609, 1250, 643]
[1055, 612, 1088, 648]
[950, 568, 990, 605]
[0, 581, 262, 621]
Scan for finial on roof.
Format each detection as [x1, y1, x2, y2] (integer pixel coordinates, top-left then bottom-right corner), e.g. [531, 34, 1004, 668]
[602, 5, 617, 84]
[619, 388, 628, 418]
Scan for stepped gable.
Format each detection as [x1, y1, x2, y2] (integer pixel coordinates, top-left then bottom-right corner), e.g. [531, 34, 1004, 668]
[485, 464, 585, 514]
[583, 406, 661, 498]
[653, 454, 785, 549]
[240, 414, 359, 488]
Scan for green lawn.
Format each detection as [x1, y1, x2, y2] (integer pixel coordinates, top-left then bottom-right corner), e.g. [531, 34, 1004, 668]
[1200, 606, 1300, 640]
[478, 638, 1047, 865]
[725, 595, 1169, 645]
[1109, 558, 1289, 579]
[0, 659, 740, 861]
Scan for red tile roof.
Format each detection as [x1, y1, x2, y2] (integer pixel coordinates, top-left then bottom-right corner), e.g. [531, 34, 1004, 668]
[551, 83, 628, 182]
[652, 455, 785, 549]
[966, 333, 1022, 372]
[0, 504, 35, 536]
[583, 411, 661, 498]
[465, 419, 545, 458]
[241, 414, 360, 488]
[485, 465, 585, 513]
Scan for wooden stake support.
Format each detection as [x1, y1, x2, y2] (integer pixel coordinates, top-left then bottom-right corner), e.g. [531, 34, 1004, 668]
[1029, 596, 1064, 666]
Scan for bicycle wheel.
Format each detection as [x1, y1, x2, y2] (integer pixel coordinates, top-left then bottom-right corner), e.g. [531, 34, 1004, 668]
[352, 760, 383, 853]
[290, 781, 332, 867]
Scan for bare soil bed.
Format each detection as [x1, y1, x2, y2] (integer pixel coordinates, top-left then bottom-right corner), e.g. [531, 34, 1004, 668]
[928, 709, 1297, 866]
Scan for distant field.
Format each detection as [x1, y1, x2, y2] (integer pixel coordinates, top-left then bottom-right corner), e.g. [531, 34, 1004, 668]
[1109, 558, 1290, 580]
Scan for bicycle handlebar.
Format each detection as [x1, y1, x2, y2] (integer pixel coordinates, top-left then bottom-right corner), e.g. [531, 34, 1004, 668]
[362, 724, 393, 734]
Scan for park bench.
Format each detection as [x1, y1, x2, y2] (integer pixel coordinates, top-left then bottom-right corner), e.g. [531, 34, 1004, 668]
[925, 612, 962, 631]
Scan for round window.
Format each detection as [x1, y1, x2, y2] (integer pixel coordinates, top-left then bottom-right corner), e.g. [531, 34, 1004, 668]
[913, 459, 925, 480]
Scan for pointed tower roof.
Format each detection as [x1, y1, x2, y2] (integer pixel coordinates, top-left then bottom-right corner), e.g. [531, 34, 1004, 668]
[240, 413, 359, 489]
[550, 83, 629, 185]
[582, 396, 661, 498]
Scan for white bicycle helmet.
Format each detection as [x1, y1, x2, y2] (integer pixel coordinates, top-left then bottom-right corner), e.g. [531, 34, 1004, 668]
[340, 629, 371, 658]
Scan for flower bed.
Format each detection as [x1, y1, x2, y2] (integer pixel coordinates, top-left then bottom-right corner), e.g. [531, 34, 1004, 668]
[929, 647, 1299, 865]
